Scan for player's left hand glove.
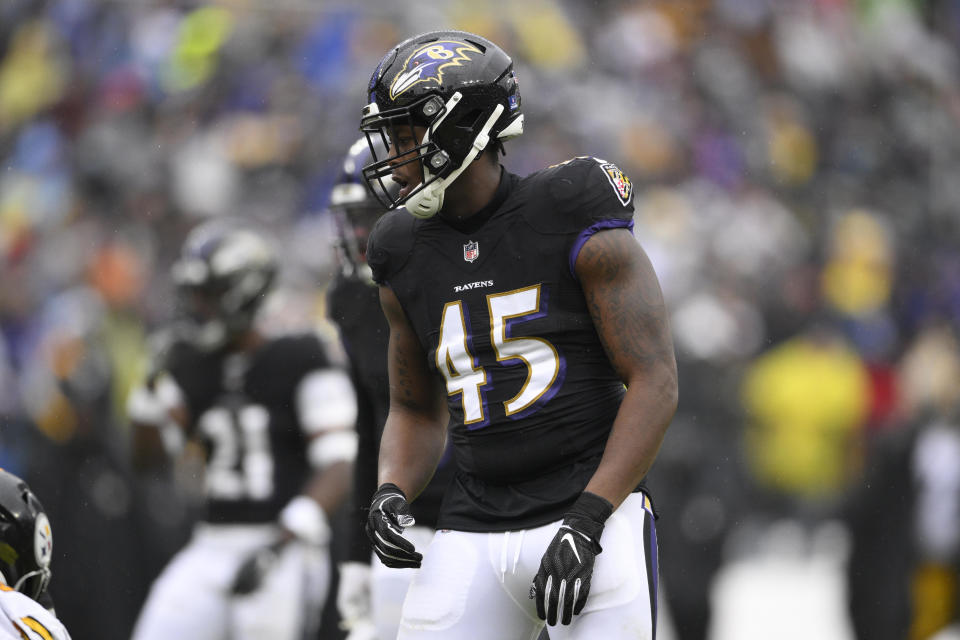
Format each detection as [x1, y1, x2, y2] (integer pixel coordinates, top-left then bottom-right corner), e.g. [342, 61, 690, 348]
[366, 483, 422, 568]
[531, 492, 613, 625]
[230, 539, 287, 596]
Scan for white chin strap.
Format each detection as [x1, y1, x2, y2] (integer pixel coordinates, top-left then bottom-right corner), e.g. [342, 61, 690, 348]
[405, 97, 506, 219]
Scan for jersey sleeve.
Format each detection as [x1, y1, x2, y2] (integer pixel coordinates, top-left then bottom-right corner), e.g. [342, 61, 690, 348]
[533, 156, 636, 277]
[366, 209, 418, 285]
[0, 590, 72, 640]
[545, 156, 635, 219]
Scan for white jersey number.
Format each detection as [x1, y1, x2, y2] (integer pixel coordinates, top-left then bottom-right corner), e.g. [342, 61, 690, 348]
[198, 404, 274, 500]
[436, 285, 560, 426]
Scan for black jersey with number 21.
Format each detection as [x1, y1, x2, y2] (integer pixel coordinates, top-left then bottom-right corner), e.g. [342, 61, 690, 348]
[367, 156, 637, 532]
[159, 333, 332, 524]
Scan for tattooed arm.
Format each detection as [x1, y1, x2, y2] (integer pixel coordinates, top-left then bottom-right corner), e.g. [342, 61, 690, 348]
[376, 285, 448, 500]
[575, 228, 679, 509]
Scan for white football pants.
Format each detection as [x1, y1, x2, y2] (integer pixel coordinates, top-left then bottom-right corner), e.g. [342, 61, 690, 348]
[131, 523, 329, 640]
[370, 525, 435, 640]
[396, 492, 658, 640]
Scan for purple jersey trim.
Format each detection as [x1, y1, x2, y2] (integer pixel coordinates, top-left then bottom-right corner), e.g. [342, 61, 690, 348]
[643, 493, 659, 639]
[568, 219, 635, 278]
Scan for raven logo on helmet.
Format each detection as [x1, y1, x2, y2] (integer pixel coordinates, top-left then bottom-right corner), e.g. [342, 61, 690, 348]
[389, 40, 483, 100]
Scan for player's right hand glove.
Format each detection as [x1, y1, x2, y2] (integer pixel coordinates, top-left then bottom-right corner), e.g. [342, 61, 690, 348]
[366, 483, 422, 568]
[531, 491, 613, 625]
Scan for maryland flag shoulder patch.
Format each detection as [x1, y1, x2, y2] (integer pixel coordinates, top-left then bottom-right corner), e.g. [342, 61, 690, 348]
[595, 158, 633, 206]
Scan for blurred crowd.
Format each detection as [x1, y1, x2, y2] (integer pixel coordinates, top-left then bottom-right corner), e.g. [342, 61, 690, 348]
[1, 0, 959, 638]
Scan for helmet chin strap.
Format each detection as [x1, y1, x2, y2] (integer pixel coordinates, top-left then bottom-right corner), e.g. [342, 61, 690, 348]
[405, 101, 506, 219]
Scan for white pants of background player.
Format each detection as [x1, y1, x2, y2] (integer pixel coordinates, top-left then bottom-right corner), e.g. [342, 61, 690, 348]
[131, 523, 328, 640]
[397, 491, 658, 640]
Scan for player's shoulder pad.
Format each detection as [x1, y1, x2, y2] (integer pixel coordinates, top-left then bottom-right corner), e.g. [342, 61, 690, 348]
[366, 207, 420, 285]
[522, 156, 635, 233]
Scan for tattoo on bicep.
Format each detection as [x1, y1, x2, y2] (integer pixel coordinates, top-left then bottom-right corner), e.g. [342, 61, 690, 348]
[580, 231, 674, 371]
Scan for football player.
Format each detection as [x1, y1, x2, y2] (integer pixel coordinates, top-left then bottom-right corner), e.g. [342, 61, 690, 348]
[360, 31, 678, 639]
[328, 138, 454, 640]
[127, 221, 357, 640]
[0, 468, 71, 640]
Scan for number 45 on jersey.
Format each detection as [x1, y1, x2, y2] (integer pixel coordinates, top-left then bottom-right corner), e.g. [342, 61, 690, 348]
[436, 284, 562, 429]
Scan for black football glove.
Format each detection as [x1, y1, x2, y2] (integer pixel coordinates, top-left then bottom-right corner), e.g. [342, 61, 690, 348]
[230, 539, 287, 596]
[531, 492, 613, 625]
[366, 483, 422, 569]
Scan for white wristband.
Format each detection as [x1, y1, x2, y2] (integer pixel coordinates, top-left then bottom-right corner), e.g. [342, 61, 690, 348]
[127, 386, 167, 425]
[280, 496, 330, 546]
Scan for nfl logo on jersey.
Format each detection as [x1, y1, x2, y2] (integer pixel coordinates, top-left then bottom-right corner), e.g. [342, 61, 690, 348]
[463, 240, 479, 262]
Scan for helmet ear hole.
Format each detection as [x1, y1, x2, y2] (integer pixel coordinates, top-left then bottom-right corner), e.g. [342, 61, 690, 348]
[431, 104, 496, 163]
[456, 108, 485, 130]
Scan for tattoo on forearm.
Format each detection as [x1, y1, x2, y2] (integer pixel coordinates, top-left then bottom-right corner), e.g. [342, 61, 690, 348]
[392, 342, 417, 403]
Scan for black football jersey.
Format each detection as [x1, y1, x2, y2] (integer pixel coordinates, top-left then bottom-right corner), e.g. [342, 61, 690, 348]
[328, 272, 453, 561]
[367, 156, 637, 532]
[159, 333, 333, 524]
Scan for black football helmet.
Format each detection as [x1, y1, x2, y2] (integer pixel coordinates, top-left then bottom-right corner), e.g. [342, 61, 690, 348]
[170, 221, 277, 351]
[331, 137, 397, 279]
[360, 30, 523, 218]
[0, 469, 53, 601]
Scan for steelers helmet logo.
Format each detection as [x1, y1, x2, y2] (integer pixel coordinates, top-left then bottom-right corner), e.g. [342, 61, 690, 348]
[33, 513, 52, 569]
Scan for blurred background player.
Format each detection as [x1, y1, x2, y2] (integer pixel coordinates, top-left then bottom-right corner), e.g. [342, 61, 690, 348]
[126, 220, 357, 640]
[842, 322, 960, 640]
[327, 137, 454, 640]
[0, 468, 71, 639]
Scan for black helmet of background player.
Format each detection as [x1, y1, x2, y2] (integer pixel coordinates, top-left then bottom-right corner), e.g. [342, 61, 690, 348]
[0, 469, 53, 601]
[170, 221, 277, 351]
[360, 30, 523, 219]
[331, 137, 397, 278]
